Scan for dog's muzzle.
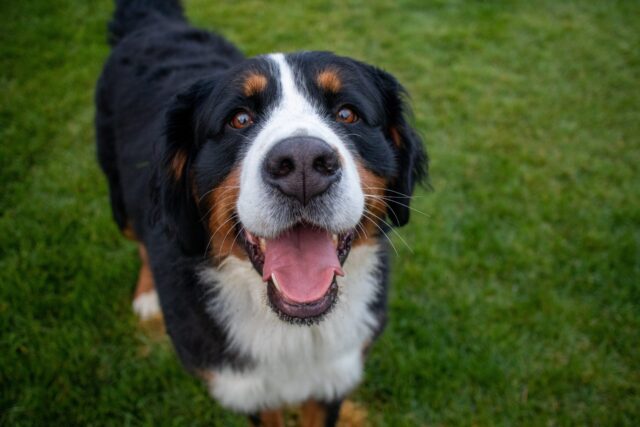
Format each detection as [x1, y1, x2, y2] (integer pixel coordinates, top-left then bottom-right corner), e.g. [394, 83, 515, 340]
[261, 136, 341, 205]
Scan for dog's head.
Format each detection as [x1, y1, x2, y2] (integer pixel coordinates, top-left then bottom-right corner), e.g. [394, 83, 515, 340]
[159, 52, 427, 323]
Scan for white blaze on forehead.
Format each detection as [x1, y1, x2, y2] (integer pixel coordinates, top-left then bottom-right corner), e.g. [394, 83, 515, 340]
[236, 53, 364, 237]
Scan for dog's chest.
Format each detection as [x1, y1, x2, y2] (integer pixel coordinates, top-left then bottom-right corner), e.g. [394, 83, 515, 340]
[200, 244, 382, 412]
[209, 328, 365, 412]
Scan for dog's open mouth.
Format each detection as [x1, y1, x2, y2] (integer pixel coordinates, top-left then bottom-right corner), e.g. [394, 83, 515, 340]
[241, 223, 354, 323]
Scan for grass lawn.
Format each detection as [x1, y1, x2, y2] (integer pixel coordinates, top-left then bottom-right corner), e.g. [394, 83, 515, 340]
[1, 0, 639, 425]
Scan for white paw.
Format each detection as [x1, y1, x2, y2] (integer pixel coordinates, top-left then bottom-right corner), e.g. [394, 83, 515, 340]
[132, 290, 161, 320]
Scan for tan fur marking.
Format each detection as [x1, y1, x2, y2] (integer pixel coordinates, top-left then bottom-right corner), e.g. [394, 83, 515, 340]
[134, 244, 155, 298]
[196, 369, 214, 383]
[298, 400, 368, 427]
[121, 221, 138, 241]
[257, 409, 285, 427]
[134, 244, 164, 333]
[171, 149, 188, 179]
[317, 69, 342, 93]
[300, 400, 327, 427]
[389, 126, 402, 148]
[355, 161, 388, 246]
[207, 168, 247, 261]
[243, 73, 268, 97]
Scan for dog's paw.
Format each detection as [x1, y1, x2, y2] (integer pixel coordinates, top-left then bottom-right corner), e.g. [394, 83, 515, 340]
[132, 289, 161, 321]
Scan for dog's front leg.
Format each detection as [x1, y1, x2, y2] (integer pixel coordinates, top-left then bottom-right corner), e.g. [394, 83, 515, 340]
[299, 399, 343, 427]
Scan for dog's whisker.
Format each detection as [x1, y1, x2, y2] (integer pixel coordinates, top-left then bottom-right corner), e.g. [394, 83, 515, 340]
[360, 211, 399, 256]
[381, 198, 431, 218]
[228, 224, 244, 255]
[216, 218, 241, 259]
[363, 193, 431, 218]
[209, 212, 238, 240]
[198, 185, 240, 202]
[354, 221, 368, 241]
[197, 187, 218, 204]
[205, 206, 238, 255]
[363, 192, 427, 199]
[361, 186, 427, 198]
[199, 192, 239, 222]
[363, 208, 413, 253]
[362, 194, 402, 225]
[198, 185, 240, 203]
[204, 231, 216, 256]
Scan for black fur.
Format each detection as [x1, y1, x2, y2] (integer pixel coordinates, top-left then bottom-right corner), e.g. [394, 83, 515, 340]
[372, 68, 428, 226]
[108, 0, 185, 46]
[96, 0, 426, 422]
[95, 0, 248, 371]
[288, 52, 428, 226]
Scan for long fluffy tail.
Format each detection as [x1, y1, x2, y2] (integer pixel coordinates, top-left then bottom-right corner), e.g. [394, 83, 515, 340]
[108, 0, 185, 46]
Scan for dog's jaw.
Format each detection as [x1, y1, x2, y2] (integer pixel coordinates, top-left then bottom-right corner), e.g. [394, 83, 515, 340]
[201, 242, 383, 413]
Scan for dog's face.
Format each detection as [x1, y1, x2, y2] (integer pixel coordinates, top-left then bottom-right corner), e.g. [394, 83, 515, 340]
[160, 52, 426, 323]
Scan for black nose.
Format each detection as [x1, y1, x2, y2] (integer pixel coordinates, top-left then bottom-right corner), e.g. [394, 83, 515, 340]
[262, 136, 341, 205]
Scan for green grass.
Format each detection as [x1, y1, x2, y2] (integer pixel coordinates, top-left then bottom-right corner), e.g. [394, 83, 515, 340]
[1, 0, 639, 425]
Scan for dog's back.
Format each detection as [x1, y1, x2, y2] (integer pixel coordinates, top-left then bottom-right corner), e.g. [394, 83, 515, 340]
[96, 0, 243, 239]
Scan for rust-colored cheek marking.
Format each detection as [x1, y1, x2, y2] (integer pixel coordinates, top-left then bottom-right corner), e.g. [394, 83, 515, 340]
[243, 72, 268, 97]
[356, 161, 388, 246]
[207, 168, 246, 262]
[316, 68, 342, 93]
[170, 149, 188, 179]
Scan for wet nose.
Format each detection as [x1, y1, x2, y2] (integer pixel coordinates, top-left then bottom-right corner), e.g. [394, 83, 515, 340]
[262, 136, 341, 205]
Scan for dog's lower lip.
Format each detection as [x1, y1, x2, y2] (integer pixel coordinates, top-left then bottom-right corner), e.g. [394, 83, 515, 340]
[267, 276, 338, 320]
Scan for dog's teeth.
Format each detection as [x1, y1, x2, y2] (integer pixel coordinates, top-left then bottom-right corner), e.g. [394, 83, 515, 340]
[332, 234, 338, 248]
[271, 274, 281, 291]
[259, 238, 266, 253]
[245, 230, 257, 245]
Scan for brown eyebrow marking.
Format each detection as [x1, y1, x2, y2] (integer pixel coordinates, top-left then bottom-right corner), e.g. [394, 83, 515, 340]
[242, 72, 268, 97]
[316, 68, 342, 93]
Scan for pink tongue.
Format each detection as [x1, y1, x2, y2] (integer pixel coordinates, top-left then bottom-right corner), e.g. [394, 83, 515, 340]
[262, 225, 343, 303]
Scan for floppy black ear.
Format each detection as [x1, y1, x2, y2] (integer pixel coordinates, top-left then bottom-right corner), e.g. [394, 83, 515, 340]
[157, 80, 214, 255]
[372, 68, 428, 227]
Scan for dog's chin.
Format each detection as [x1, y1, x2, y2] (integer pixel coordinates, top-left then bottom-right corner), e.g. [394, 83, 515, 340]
[240, 221, 354, 325]
[266, 277, 339, 325]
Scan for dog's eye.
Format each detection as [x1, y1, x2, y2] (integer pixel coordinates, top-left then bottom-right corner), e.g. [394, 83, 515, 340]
[336, 107, 358, 124]
[229, 110, 254, 129]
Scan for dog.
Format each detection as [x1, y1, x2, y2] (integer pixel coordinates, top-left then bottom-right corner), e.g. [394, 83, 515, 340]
[96, 0, 427, 425]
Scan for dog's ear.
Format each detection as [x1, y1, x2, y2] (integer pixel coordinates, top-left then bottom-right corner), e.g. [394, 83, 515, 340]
[372, 68, 428, 227]
[157, 80, 214, 255]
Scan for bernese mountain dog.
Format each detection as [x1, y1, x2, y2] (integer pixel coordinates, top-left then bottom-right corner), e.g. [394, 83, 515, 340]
[96, 0, 427, 425]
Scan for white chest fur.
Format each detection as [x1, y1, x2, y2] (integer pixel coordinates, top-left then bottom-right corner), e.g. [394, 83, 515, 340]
[199, 243, 382, 413]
